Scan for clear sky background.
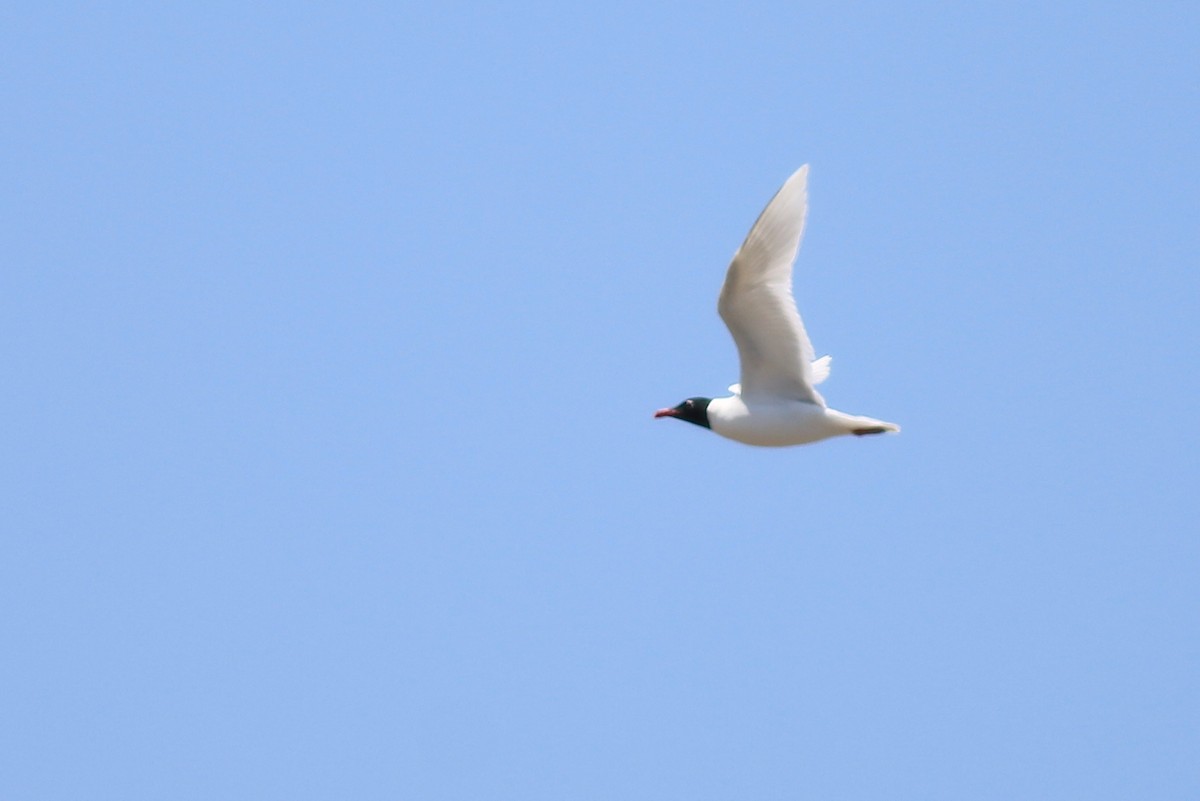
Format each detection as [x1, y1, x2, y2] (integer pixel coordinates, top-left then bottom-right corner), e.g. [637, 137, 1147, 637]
[4, 3, 1198, 799]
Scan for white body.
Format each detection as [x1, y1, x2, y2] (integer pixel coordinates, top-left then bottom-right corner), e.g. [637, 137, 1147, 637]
[708, 395, 894, 447]
[701, 165, 899, 447]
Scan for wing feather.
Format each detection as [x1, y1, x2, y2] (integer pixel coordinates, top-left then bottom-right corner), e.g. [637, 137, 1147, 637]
[717, 165, 823, 404]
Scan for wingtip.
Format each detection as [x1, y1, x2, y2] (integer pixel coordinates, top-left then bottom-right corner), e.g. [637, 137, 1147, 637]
[850, 422, 901, 436]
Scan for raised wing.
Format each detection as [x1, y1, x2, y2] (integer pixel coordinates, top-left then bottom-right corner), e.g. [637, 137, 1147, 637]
[717, 165, 824, 404]
[727, 356, 830, 396]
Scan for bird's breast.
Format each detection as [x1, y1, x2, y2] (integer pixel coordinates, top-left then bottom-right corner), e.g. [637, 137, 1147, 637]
[707, 396, 842, 447]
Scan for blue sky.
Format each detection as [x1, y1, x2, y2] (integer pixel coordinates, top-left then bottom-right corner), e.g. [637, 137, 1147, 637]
[4, 3, 1198, 799]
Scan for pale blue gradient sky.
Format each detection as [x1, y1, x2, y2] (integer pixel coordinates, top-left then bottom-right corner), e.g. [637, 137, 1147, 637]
[3, 3, 1198, 799]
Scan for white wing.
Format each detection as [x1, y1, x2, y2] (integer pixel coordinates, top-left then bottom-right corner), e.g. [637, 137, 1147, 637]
[810, 354, 831, 385]
[727, 355, 830, 396]
[717, 165, 824, 405]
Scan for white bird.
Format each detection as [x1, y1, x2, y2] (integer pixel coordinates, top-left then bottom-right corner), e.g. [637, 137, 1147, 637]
[655, 165, 899, 447]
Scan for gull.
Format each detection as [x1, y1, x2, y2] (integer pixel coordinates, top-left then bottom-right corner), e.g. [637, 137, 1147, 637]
[655, 166, 899, 447]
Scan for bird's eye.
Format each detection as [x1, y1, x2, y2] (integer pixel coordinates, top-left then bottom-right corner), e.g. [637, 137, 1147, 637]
[684, 400, 694, 408]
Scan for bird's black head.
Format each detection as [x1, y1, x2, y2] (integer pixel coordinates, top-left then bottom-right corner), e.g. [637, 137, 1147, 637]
[653, 397, 712, 429]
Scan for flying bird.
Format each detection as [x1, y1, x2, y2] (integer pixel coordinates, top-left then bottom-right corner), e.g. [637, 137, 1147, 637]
[655, 166, 899, 447]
